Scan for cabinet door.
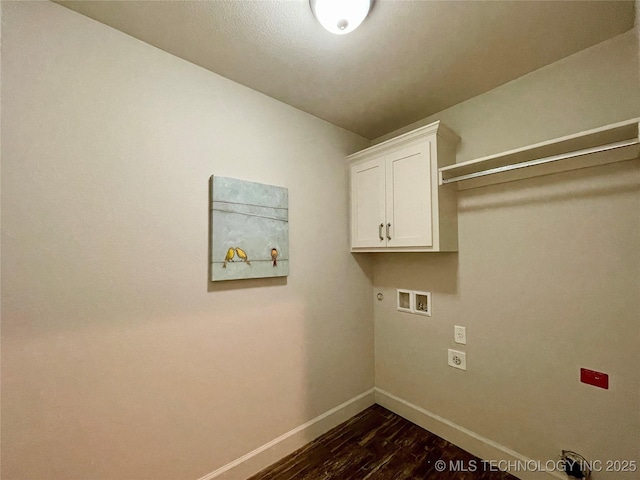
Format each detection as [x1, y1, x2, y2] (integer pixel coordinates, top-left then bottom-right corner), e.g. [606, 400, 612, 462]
[351, 157, 386, 248]
[385, 142, 433, 247]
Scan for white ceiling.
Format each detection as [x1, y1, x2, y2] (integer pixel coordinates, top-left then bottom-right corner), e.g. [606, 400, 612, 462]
[57, 0, 635, 140]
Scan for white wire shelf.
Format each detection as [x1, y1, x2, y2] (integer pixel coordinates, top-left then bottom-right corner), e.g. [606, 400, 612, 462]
[438, 118, 640, 186]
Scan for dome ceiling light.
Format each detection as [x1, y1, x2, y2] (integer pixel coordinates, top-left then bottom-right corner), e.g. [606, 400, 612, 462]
[310, 0, 371, 35]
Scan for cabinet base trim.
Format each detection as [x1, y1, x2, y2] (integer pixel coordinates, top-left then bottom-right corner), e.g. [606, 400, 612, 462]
[351, 247, 457, 253]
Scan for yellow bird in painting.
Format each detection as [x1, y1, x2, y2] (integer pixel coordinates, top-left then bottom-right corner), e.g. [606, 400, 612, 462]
[235, 247, 251, 265]
[223, 247, 235, 268]
[271, 248, 278, 267]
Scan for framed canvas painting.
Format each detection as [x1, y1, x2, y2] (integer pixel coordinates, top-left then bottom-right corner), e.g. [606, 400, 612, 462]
[210, 176, 289, 281]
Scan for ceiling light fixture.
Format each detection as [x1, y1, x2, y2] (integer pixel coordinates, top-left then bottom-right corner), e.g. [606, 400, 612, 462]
[310, 0, 371, 35]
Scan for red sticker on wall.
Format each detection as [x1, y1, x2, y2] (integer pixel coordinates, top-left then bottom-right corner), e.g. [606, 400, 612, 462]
[580, 368, 609, 389]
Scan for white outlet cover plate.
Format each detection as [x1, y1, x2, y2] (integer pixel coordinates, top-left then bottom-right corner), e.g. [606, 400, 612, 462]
[454, 326, 466, 344]
[448, 349, 467, 370]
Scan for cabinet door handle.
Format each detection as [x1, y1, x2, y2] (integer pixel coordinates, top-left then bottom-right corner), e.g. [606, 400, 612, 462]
[378, 223, 384, 241]
[386, 223, 391, 240]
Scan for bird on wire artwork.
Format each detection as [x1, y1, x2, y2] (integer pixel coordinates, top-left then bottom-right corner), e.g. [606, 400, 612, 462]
[210, 176, 288, 281]
[235, 247, 251, 265]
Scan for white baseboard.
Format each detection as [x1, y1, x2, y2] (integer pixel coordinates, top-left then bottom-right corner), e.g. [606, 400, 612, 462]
[374, 388, 564, 480]
[196, 388, 376, 480]
[196, 387, 564, 480]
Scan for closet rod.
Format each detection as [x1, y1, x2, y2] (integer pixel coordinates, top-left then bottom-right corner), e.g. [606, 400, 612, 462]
[441, 138, 639, 185]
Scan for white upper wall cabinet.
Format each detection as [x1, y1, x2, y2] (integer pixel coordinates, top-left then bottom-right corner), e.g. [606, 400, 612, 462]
[348, 121, 460, 252]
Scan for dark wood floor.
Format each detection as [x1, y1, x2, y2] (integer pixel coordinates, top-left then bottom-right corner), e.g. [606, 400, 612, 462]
[249, 405, 518, 480]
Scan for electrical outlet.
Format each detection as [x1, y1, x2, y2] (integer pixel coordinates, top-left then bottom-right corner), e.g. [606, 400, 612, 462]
[454, 326, 466, 344]
[448, 349, 466, 370]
